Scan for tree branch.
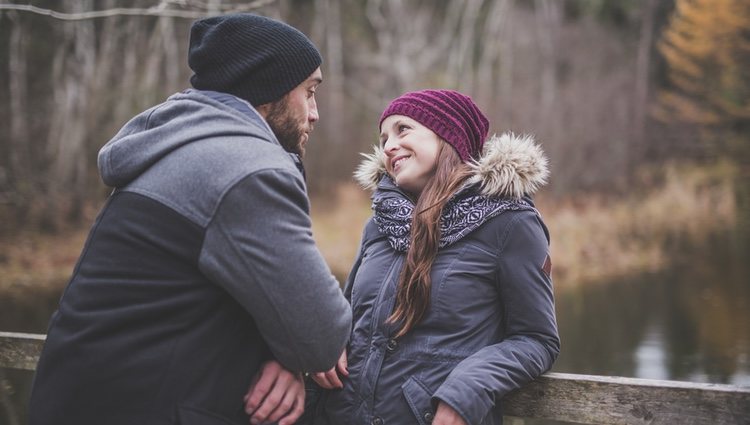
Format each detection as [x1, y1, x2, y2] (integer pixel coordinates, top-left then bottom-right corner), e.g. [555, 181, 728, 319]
[0, 0, 278, 20]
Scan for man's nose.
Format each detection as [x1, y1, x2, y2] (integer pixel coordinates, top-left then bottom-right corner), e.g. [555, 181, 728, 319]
[308, 100, 319, 123]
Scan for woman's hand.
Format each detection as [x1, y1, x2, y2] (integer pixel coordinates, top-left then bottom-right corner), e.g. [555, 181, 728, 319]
[310, 350, 348, 389]
[243, 360, 305, 425]
[433, 401, 467, 425]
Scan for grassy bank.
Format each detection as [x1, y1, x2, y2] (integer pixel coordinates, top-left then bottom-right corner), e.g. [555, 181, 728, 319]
[311, 161, 739, 287]
[0, 161, 739, 294]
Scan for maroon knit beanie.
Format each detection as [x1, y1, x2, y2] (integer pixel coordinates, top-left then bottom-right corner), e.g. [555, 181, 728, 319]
[379, 89, 489, 162]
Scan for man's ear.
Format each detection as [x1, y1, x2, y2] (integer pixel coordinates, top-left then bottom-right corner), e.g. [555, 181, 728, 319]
[255, 103, 271, 120]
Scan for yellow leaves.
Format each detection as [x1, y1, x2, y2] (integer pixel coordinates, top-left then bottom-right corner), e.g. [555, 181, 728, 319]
[657, 0, 750, 126]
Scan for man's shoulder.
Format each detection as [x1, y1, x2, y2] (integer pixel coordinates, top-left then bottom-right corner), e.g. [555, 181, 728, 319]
[123, 135, 302, 228]
[188, 135, 297, 176]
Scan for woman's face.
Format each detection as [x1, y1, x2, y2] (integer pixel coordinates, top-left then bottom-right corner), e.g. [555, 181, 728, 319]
[379, 115, 441, 197]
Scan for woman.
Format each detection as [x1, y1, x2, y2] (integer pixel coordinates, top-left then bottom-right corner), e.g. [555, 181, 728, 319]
[308, 89, 559, 425]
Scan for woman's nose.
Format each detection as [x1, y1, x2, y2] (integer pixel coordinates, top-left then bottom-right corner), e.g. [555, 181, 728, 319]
[383, 138, 399, 155]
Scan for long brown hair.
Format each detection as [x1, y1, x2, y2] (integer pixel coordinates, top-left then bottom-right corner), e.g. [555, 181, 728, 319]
[387, 142, 473, 338]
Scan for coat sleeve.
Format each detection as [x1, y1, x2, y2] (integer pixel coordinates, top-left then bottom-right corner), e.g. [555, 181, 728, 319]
[432, 211, 560, 425]
[198, 169, 352, 374]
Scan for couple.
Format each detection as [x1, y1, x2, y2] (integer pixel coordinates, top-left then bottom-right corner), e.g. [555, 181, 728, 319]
[28, 13, 559, 425]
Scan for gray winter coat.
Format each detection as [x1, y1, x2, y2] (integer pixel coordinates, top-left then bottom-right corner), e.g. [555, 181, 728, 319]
[30, 90, 351, 425]
[311, 134, 560, 425]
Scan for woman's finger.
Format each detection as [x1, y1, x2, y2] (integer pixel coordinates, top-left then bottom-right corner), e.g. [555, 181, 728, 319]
[336, 351, 349, 377]
[325, 368, 343, 388]
[311, 371, 334, 389]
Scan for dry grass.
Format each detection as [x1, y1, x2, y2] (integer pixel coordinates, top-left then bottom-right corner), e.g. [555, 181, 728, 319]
[0, 162, 738, 293]
[540, 161, 738, 287]
[310, 184, 373, 282]
[0, 228, 88, 295]
[311, 161, 739, 287]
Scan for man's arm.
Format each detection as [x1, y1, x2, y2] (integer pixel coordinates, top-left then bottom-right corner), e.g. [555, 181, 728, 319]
[199, 168, 351, 373]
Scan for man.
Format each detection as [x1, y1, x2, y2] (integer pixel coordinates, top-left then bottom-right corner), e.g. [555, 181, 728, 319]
[29, 14, 351, 425]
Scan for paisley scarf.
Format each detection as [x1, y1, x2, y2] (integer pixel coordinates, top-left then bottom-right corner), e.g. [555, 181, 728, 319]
[373, 182, 535, 252]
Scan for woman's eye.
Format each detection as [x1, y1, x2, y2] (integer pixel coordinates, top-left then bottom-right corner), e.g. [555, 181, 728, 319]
[398, 125, 409, 133]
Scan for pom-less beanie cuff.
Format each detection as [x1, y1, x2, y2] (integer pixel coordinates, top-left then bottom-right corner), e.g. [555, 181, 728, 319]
[188, 13, 322, 106]
[379, 90, 489, 162]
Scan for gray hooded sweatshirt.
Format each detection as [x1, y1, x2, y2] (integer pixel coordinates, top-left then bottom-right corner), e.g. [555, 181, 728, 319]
[29, 90, 352, 425]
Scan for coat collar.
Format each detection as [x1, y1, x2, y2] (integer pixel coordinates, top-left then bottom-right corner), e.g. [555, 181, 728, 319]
[353, 133, 550, 200]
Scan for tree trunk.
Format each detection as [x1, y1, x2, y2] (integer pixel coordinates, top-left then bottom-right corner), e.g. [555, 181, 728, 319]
[535, 0, 561, 131]
[477, 0, 511, 114]
[8, 11, 30, 221]
[631, 0, 657, 173]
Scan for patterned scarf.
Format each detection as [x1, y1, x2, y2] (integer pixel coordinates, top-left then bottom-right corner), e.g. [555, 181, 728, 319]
[373, 179, 535, 252]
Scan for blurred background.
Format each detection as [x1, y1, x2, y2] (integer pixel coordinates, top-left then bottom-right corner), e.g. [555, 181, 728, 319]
[0, 0, 748, 423]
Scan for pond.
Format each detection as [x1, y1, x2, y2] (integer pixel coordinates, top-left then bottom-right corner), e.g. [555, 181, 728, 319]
[1, 226, 748, 424]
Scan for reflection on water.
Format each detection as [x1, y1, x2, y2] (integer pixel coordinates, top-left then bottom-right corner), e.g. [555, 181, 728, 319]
[2, 226, 749, 423]
[634, 323, 669, 381]
[553, 228, 750, 386]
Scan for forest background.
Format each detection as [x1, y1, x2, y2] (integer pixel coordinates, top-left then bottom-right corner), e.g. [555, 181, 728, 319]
[1, 0, 749, 423]
[0, 0, 747, 288]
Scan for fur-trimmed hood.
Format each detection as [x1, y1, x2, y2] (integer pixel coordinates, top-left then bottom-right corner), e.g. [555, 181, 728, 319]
[354, 133, 549, 199]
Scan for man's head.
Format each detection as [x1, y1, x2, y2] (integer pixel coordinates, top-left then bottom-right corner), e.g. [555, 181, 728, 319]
[257, 68, 322, 157]
[188, 14, 323, 156]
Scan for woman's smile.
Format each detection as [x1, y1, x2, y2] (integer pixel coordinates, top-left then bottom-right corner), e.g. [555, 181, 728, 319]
[391, 155, 411, 171]
[380, 115, 441, 196]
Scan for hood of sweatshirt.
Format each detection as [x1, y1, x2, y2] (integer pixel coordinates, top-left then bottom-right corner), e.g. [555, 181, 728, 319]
[98, 90, 274, 188]
[353, 133, 550, 199]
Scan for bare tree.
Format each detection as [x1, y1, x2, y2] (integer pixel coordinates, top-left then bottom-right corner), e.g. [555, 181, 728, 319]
[448, 0, 483, 93]
[43, 0, 97, 225]
[7, 11, 30, 217]
[631, 0, 657, 173]
[534, 0, 562, 134]
[476, 0, 512, 115]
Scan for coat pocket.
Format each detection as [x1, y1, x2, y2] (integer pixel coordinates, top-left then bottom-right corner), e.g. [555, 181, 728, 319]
[401, 376, 436, 425]
[176, 405, 240, 425]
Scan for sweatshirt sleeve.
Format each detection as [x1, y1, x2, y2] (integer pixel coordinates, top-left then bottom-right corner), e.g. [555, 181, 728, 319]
[198, 169, 352, 374]
[432, 211, 560, 424]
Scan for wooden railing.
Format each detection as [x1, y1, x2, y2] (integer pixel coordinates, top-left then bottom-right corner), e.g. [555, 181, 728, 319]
[2, 331, 749, 424]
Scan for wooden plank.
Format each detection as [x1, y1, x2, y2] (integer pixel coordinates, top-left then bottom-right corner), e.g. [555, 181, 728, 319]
[1, 332, 749, 424]
[0, 332, 45, 371]
[503, 372, 750, 425]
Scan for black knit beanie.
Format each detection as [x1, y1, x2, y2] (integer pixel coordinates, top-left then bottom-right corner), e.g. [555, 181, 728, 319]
[188, 13, 322, 106]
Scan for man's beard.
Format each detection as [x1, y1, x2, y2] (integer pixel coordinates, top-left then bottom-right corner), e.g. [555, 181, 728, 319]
[265, 98, 307, 157]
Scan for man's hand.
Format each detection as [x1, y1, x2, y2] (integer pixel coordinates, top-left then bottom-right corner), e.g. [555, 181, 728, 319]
[243, 360, 304, 425]
[310, 350, 348, 389]
[433, 401, 467, 425]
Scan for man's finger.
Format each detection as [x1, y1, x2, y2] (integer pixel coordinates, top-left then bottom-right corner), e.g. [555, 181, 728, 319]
[245, 362, 281, 414]
[250, 367, 295, 424]
[250, 386, 283, 425]
[265, 382, 299, 423]
[278, 392, 305, 425]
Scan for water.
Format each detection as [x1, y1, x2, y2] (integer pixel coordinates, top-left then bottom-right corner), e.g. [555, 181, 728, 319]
[2, 229, 749, 424]
[552, 229, 750, 386]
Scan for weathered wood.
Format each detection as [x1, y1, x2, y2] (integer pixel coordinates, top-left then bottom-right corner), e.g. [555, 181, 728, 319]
[503, 372, 750, 425]
[1, 332, 749, 424]
[0, 332, 45, 371]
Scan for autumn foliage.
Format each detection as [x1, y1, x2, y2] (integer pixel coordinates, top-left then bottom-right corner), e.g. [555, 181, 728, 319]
[656, 0, 750, 127]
